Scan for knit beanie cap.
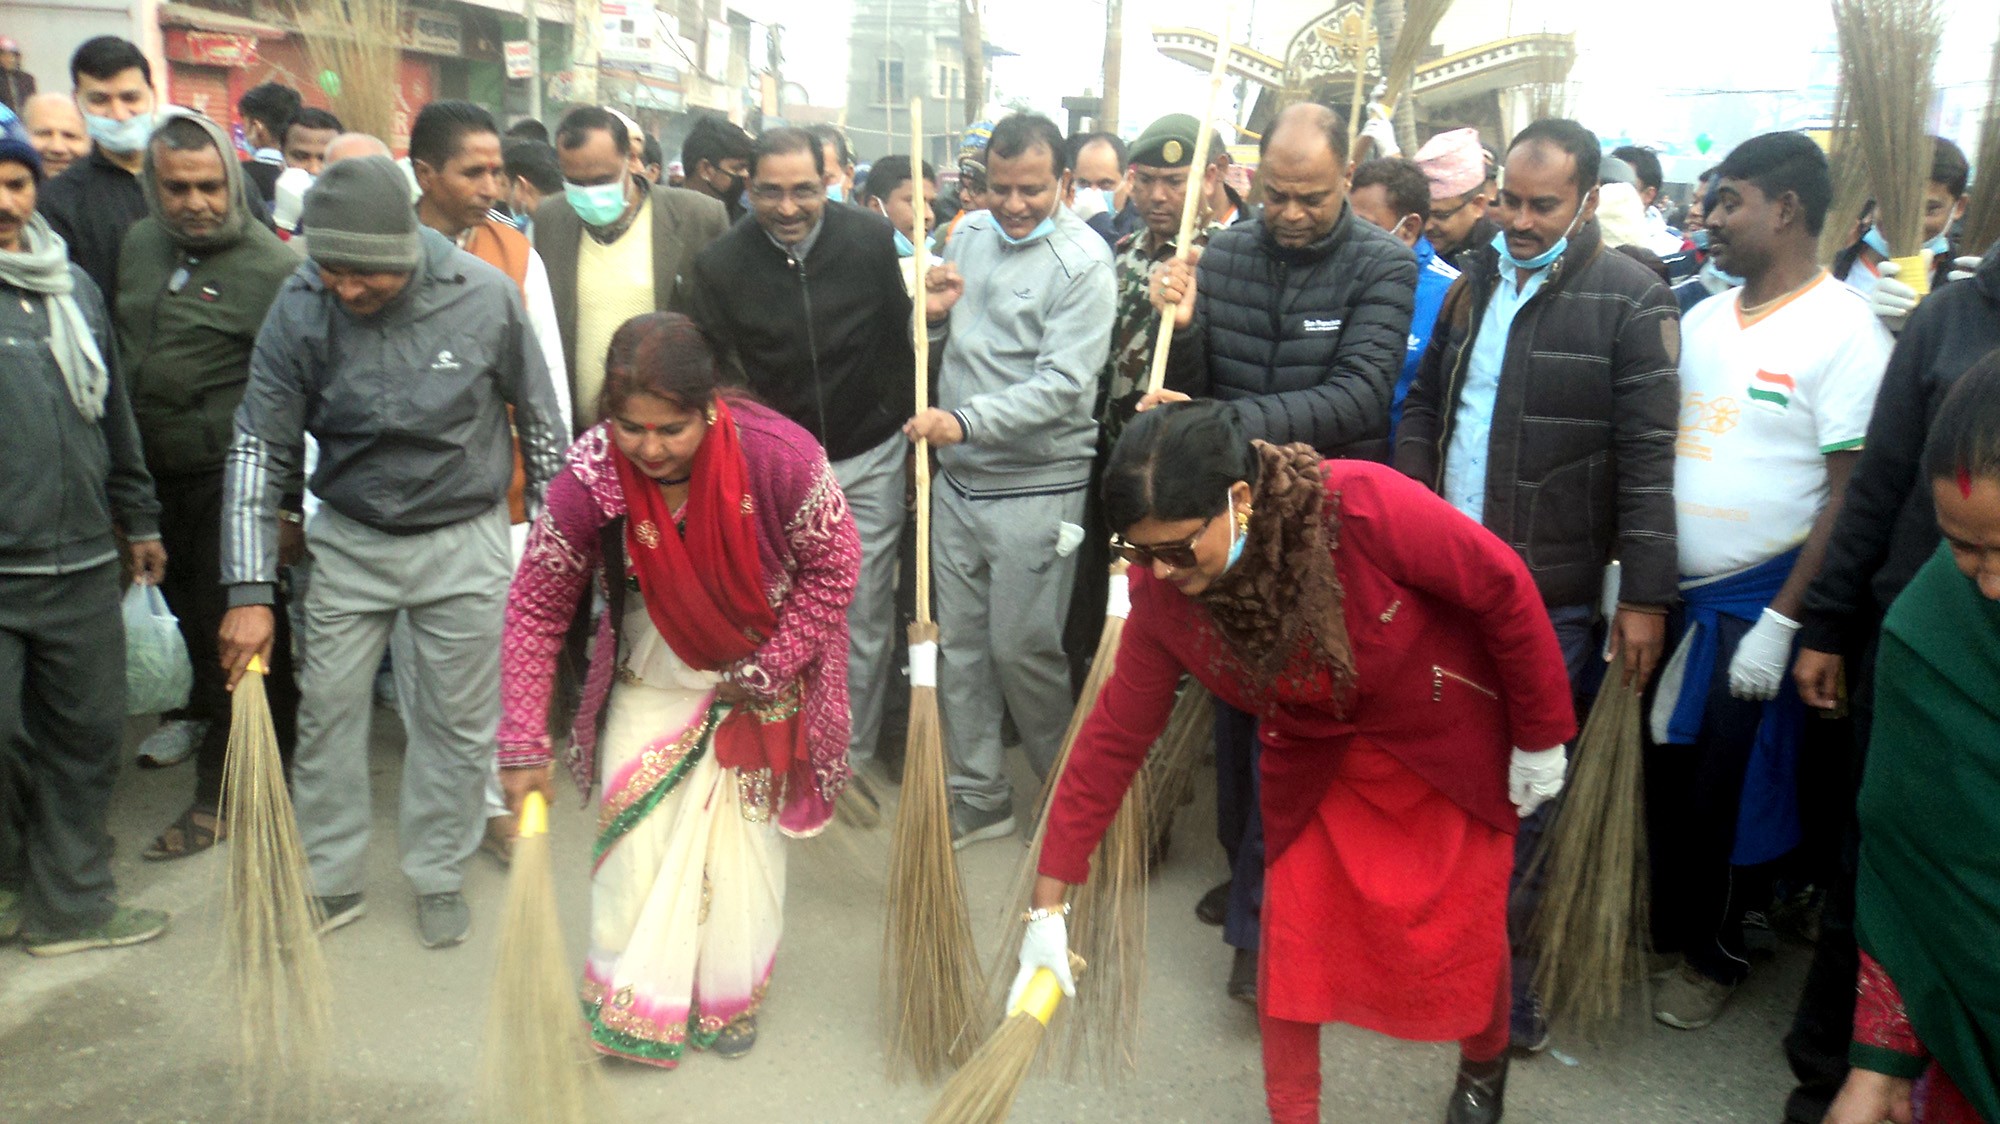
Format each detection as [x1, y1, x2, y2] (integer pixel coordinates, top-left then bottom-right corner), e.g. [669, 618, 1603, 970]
[0, 105, 41, 182]
[302, 155, 421, 271]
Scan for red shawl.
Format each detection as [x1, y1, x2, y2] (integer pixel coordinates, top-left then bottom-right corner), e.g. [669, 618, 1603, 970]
[611, 397, 803, 777]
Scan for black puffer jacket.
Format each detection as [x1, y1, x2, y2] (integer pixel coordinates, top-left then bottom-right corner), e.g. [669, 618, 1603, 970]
[1396, 219, 1681, 610]
[1165, 206, 1417, 460]
[1798, 242, 2000, 654]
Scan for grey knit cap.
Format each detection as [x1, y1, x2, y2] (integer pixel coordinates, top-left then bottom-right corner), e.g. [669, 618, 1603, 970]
[302, 155, 421, 272]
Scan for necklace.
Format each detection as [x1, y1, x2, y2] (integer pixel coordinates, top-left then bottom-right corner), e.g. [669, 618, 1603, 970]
[1739, 270, 1824, 317]
[657, 474, 691, 487]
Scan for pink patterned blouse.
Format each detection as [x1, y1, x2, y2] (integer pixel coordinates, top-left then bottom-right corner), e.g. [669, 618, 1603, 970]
[497, 398, 862, 837]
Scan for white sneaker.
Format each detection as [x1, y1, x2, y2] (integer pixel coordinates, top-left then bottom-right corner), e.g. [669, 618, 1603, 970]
[136, 719, 206, 768]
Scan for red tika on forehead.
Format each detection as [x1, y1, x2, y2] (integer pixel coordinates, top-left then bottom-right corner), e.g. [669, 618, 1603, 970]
[1960, 465, 1976, 499]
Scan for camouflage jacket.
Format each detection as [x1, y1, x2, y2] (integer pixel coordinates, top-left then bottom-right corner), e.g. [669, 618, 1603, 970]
[1098, 219, 1228, 446]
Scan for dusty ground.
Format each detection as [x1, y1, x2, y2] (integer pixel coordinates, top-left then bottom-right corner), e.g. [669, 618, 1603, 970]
[1, 710, 1807, 1123]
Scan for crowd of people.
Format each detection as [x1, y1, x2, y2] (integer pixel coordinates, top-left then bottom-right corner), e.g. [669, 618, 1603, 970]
[2, 25, 1999, 1124]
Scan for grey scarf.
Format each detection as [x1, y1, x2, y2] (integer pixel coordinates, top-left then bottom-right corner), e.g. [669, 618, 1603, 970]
[0, 213, 109, 421]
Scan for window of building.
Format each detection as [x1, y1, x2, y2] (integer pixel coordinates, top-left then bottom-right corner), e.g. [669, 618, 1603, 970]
[877, 58, 905, 105]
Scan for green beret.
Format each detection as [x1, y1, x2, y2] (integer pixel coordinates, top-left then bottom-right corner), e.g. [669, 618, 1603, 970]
[1128, 113, 1223, 169]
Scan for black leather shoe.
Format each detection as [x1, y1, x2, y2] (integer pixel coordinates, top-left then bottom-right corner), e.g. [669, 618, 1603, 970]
[1444, 1055, 1508, 1124]
[1195, 880, 1232, 925]
[1227, 947, 1258, 1003]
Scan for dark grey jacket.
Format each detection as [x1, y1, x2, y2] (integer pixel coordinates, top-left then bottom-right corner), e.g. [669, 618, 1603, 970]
[1396, 220, 1681, 610]
[1165, 206, 1417, 460]
[0, 265, 161, 574]
[221, 228, 565, 604]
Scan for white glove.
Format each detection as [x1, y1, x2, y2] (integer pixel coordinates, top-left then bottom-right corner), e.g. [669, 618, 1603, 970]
[1508, 746, 1567, 818]
[1865, 259, 1919, 330]
[1949, 254, 1981, 283]
[1008, 912, 1077, 1012]
[1361, 113, 1401, 159]
[1727, 607, 1800, 701]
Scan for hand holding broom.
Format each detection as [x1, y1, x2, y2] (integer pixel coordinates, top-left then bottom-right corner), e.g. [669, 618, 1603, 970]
[926, 952, 1087, 1124]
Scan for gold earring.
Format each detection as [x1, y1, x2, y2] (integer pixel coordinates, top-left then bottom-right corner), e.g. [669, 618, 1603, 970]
[1236, 506, 1252, 535]
[705, 403, 719, 425]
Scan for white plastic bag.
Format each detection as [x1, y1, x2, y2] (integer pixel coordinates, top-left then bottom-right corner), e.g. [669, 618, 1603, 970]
[124, 583, 193, 716]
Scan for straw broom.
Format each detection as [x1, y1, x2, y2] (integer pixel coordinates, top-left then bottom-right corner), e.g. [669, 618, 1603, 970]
[925, 955, 1086, 1124]
[1380, 0, 1454, 115]
[477, 790, 603, 1124]
[218, 654, 332, 1117]
[1830, 0, 1946, 292]
[1138, 683, 1216, 867]
[1958, 21, 2000, 255]
[884, 94, 984, 1082]
[1523, 659, 1650, 1034]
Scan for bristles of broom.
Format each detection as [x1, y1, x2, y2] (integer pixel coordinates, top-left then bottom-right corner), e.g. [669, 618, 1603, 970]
[1524, 659, 1651, 1035]
[1820, 80, 1873, 266]
[1959, 23, 2000, 254]
[1832, 0, 1945, 256]
[883, 620, 985, 1081]
[218, 659, 333, 1118]
[1138, 684, 1215, 867]
[987, 563, 1150, 1079]
[1381, 0, 1454, 111]
[477, 791, 603, 1124]
[926, 956, 1086, 1124]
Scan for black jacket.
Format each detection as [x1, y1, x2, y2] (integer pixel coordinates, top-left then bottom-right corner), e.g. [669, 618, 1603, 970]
[686, 204, 916, 463]
[1434, 214, 1500, 275]
[1798, 244, 2000, 654]
[1165, 206, 1417, 460]
[1395, 219, 1681, 610]
[38, 149, 148, 310]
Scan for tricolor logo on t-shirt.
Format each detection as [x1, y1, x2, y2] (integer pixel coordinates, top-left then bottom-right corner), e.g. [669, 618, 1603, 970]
[1748, 369, 1794, 409]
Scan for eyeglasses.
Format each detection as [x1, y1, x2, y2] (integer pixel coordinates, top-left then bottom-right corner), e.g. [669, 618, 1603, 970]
[748, 182, 825, 204]
[1428, 196, 1478, 225]
[1111, 512, 1220, 571]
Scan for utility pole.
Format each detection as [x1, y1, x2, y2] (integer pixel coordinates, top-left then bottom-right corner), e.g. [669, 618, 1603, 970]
[522, 0, 540, 122]
[1099, 0, 1122, 133]
[960, 0, 984, 138]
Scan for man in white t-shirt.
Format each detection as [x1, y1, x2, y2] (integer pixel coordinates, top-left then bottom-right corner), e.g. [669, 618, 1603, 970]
[1650, 132, 1892, 1033]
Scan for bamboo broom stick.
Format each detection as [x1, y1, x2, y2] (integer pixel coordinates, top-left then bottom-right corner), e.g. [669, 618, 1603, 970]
[1344, 0, 1379, 152]
[1144, 6, 1235, 396]
[219, 654, 332, 1118]
[1379, 0, 1455, 117]
[884, 95, 984, 1082]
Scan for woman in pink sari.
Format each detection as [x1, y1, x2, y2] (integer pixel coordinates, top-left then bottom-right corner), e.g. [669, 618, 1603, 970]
[497, 312, 860, 1065]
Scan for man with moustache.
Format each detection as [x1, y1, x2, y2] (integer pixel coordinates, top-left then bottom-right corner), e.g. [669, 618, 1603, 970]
[115, 113, 304, 861]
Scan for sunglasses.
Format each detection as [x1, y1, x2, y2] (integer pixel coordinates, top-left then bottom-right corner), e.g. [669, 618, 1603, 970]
[1111, 511, 1220, 571]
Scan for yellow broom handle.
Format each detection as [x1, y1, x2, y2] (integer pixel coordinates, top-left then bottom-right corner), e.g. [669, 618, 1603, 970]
[1009, 968, 1067, 1025]
[246, 654, 267, 676]
[518, 789, 549, 839]
[910, 95, 933, 626]
[1145, 5, 1234, 396]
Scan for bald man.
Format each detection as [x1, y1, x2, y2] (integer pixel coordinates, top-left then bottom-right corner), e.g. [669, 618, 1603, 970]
[22, 92, 87, 179]
[1148, 100, 1418, 1008]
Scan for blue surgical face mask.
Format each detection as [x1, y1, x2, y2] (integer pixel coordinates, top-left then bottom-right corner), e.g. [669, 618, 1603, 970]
[995, 213, 1058, 247]
[873, 201, 918, 257]
[1862, 225, 1951, 259]
[1223, 489, 1246, 571]
[1702, 259, 1746, 290]
[565, 178, 628, 227]
[1690, 228, 1712, 251]
[86, 110, 155, 155]
[827, 183, 846, 203]
[1494, 200, 1588, 273]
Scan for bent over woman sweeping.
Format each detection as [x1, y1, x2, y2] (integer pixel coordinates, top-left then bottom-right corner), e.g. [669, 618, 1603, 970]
[1020, 401, 1577, 1123]
[497, 312, 860, 1066]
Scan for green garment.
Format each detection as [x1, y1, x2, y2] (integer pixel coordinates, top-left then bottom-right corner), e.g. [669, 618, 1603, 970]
[1855, 543, 2000, 1120]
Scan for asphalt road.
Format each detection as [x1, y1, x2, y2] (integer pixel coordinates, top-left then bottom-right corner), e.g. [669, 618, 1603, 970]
[0, 710, 1806, 1122]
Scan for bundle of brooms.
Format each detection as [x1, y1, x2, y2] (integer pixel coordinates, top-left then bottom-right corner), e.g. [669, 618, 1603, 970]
[990, 562, 1151, 1079]
[1524, 658, 1649, 1033]
[1138, 683, 1216, 867]
[1958, 19, 2000, 256]
[1826, 0, 1947, 290]
[883, 95, 983, 1082]
[477, 790, 603, 1124]
[925, 954, 1087, 1124]
[218, 655, 333, 1117]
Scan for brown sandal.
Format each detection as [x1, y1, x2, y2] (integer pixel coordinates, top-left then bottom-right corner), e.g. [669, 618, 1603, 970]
[142, 807, 225, 861]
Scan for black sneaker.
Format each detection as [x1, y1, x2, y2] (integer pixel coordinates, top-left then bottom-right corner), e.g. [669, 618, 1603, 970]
[949, 800, 1016, 850]
[315, 893, 366, 936]
[1510, 992, 1551, 1054]
[1195, 880, 1232, 926]
[417, 891, 470, 949]
[1444, 1055, 1509, 1124]
[1227, 947, 1258, 1003]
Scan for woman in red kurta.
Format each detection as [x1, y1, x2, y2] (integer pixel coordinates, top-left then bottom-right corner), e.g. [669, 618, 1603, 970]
[1022, 403, 1577, 1123]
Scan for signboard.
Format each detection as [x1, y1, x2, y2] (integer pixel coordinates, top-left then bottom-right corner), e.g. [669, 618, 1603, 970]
[505, 40, 534, 79]
[402, 5, 464, 56]
[600, 0, 656, 63]
[166, 30, 261, 69]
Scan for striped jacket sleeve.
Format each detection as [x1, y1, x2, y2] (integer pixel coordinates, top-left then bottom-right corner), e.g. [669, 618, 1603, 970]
[220, 304, 312, 606]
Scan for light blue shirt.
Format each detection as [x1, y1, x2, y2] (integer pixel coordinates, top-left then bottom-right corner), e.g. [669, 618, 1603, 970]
[1443, 261, 1550, 523]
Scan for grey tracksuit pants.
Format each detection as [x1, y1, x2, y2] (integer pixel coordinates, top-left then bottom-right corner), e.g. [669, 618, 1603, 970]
[832, 432, 909, 771]
[292, 504, 510, 898]
[933, 480, 1086, 813]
